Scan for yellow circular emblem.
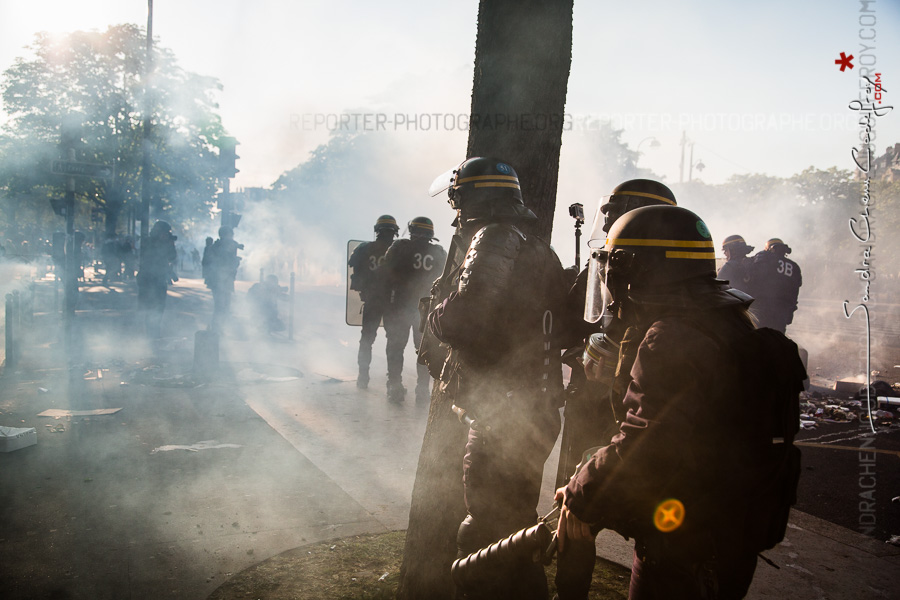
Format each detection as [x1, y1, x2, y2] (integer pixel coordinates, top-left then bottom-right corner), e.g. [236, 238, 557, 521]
[653, 499, 685, 533]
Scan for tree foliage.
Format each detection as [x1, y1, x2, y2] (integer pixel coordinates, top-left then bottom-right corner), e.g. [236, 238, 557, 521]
[0, 24, 228, 240]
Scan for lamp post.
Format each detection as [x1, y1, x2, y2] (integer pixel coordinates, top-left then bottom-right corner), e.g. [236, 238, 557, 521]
[688, 143, 705, 182]
[637, 136, 661, 153]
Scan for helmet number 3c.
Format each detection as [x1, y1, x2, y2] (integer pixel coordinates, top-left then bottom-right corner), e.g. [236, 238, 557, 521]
[413, 252, 434, 271]
[777, 260, 793, 277]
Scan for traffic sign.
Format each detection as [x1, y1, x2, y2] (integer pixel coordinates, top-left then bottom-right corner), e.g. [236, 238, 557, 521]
[51, 160, 114, 180]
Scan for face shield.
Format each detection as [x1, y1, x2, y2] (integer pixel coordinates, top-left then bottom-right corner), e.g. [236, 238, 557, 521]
[584, 203, 611, 324]
[428, 167, 457, 199]
[584, 244, 637, 325]
[584, 247, 612, 325]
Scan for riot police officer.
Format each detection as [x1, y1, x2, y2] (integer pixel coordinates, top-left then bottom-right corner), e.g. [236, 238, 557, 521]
[137, 220, 177, 339]
[205, 226, 242, 333]
[348, 215, 399, 389]
[744, 238, 802, 334]
[717, 234, 753, 294]
[555, 179, 679, 600]
[556, 206, 806, 599]
[382, 217, 447, 403]
[426, 157, 568, 600]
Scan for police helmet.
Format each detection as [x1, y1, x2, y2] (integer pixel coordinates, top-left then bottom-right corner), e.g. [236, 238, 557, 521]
[374, 215, 399, 236]
[596, 179, 677, 234]
[585, 205, 715, 322]
[429, 157, 536, 226]
[408, 216, 435, 239]
[722, 234, 754, 256]
[764, 238, 791, 255]
[150, 220, 172, 238]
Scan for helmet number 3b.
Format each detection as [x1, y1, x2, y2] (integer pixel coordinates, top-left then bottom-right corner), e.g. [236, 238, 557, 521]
[777, 259, 794, 277]
[413, 252, 434, 271]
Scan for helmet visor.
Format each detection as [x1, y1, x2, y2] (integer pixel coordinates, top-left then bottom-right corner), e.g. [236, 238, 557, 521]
[588, 195, 622, 245]
[584, 248, 612, 325]
[428, 167, 457, 197]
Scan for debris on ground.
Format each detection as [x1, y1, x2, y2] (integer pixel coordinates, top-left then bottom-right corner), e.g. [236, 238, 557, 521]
[37, 408, 122, 418]
[150, 440, 242, 454]
[798, 391, 900, 429]
[0, 425, 37, 452]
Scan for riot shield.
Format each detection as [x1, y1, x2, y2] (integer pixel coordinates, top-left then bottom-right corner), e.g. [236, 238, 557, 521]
[346, 240, 365, 326]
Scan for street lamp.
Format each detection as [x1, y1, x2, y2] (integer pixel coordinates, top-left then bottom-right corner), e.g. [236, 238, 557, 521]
[637, 136, 661, 153]
[688, 144, 705, 182]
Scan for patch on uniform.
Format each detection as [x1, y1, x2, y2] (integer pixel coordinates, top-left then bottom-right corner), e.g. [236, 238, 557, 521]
[496, 162, 512, 174]
[695, 220, 711, 239]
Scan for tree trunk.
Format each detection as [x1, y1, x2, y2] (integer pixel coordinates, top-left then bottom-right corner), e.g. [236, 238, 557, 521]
[466, 0, 573, 242]
[397, 2, 572, 598]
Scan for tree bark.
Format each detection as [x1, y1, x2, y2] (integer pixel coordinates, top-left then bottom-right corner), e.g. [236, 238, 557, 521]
[397, 2, 572, 598]
[466, 0, 573, 242]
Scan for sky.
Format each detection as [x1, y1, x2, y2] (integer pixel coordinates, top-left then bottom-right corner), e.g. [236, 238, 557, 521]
[1, 0, 899, 253]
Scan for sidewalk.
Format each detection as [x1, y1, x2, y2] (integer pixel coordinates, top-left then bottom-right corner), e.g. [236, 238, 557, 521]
[1, 275, 898, 599]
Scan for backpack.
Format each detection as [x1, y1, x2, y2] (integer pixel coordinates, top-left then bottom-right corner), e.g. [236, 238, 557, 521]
[735, 326, 807, 553]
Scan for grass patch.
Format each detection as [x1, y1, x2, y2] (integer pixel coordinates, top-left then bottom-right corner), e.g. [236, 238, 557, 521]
[209, 531, 631, 599]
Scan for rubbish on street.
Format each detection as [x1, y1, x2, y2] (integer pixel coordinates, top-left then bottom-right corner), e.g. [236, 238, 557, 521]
[236, 367, 300, 383]
[0, 425, 37, 452]
[150, 440, 242, 454]
[38, 408, 122, 418]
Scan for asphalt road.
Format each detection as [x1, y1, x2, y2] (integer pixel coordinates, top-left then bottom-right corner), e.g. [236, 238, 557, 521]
[1, 271, 898, 600]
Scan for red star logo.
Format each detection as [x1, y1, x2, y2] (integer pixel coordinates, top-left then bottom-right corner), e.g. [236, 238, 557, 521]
[835, 52, 854, 72]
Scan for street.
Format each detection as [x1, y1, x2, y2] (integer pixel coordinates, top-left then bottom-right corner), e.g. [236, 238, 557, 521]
[0, 272, 898, 599]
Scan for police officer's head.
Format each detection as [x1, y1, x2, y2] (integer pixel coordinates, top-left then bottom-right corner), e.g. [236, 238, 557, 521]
[722, 234, 754, 261]
[150, 220, 174, 240]
[764, 238, 791, 256]
[429, 157, 536, 232]
[588, 206, 749, 324]
[597, 179, 677, 234]
[374, 215, 399, 240]
[408, 216, 435, 240]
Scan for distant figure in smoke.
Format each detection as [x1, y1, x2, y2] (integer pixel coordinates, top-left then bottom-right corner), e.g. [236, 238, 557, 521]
[201, 236, 214, 283]
[191, 246, 201, 272]
[744, 238, 802, 334]
[137, 221, 178, 339]
[101, 235, 121, 284]
[205, 226, 243, 333]
[248, 274, 287, 334]
[121, 236, 137, 280]
[382, 216, 447, 403]
[348, 215, 399, 389]
[717, 234, 753, 294]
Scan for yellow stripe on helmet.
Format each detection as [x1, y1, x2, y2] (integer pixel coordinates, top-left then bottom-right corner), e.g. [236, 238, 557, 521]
[457, 175, 520, 184]
[474, 182, 521, 190]
[607, 238, 714, 249]
[611, 191, 677, 206]
[665, 251, 716, 259]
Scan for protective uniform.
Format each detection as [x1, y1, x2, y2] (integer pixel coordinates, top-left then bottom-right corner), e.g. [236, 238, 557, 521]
[561, 206, 805, 599]
[382, 217, 447, 402]
[743, 238, 802, 334]
[137, 221, 177, 338]
[555, 180, 679, 600]
[206, 226, 242, 333]
[716, 234, 753, 295]
[348, 215, 399, 389]
[427, 157, 567, 600]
